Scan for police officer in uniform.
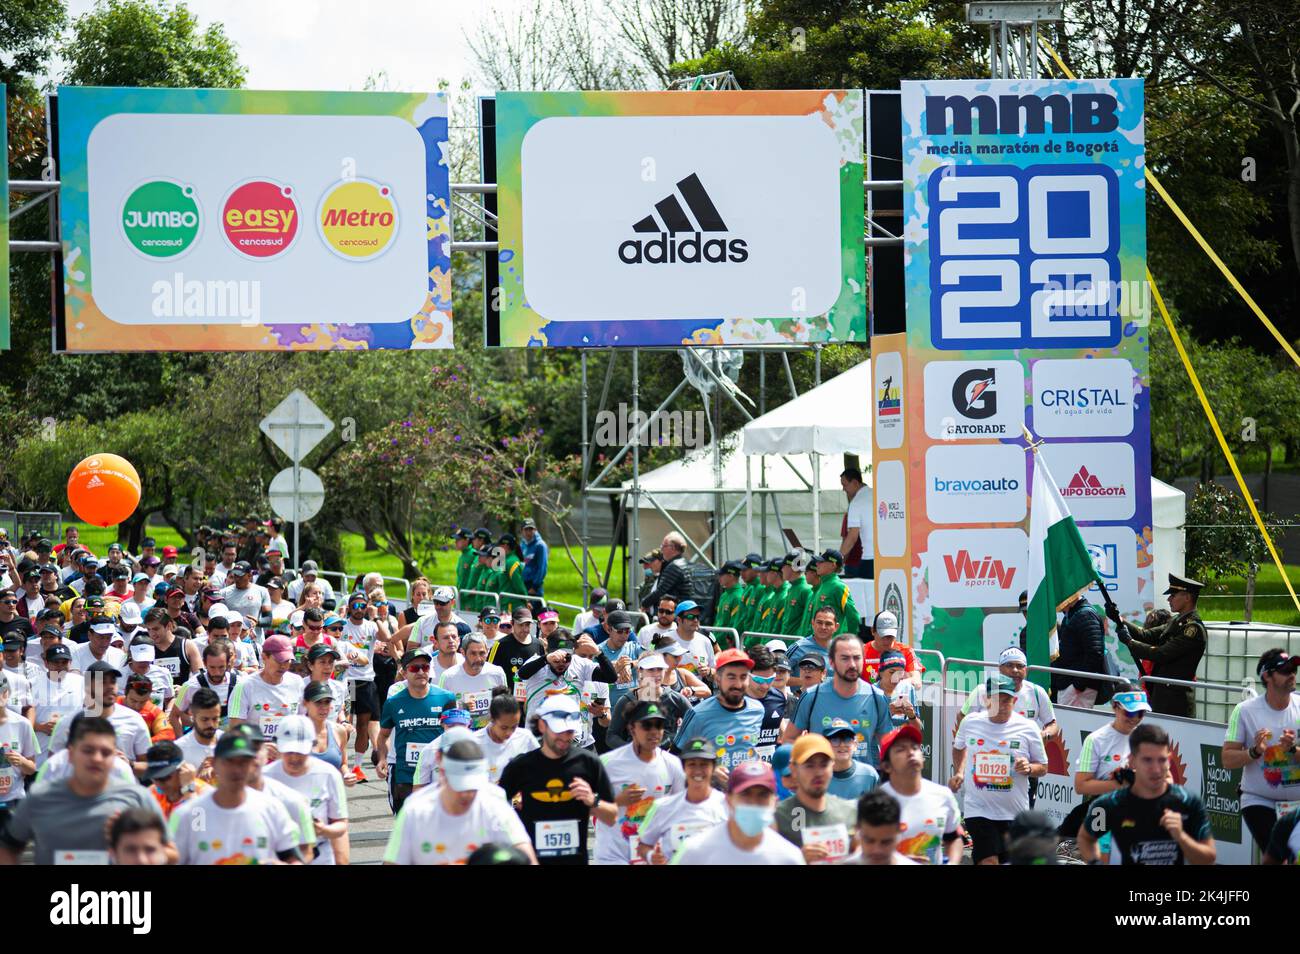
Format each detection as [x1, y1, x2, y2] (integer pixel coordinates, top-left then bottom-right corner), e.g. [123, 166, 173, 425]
[1107, 574, 1206, 717]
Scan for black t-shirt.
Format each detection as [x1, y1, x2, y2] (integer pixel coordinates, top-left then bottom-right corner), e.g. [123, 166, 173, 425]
[0, 617, 34, 643]
[67, 620, 91, 644]
[1087, 784, 1211, 865]
[498, 747, 614, 866]
[755, 686, 787, 756]
[487, 633, 544, 690]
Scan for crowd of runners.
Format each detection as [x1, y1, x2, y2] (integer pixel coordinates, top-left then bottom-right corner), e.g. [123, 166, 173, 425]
[0, 524, 1297, 866]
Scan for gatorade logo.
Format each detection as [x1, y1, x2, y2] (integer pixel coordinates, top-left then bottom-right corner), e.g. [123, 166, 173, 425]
[222, 180, 299, 258]
[121, 180, 200, 258]
[318, 179, 398, 261]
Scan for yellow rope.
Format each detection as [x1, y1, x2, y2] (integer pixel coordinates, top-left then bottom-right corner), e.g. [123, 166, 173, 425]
[1039, 37, 1300, 611]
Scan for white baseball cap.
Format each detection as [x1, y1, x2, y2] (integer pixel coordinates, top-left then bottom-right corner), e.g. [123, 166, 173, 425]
[763, 639, 788, 655]
[637, 653, 668, 670]
[441, 738, 490, 792]
[290, 610, 305, 628]
[129, 642, 156, 662]
[91, 622, 117, 636]
[435, 725, 475, 752]
[275, 715, 316, 755]
[208, 603, 230, 620]
[873, 610, 899, 637]
[998, 646, 1028, 666]
[162, 564, 178, 577]
[118, 602, 143, 627]
[433, 586, 455, 603]
[537, 694, 584, 733]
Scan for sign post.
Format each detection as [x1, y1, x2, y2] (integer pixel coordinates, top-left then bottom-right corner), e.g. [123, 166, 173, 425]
[260, 390, 333, 569]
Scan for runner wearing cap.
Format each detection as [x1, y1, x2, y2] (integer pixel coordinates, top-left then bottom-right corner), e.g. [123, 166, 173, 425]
[1062, 685, 1151, 857]
[0, 674, 38, 823]
[121, 670, 175, 743]
[674, 649, 765, 778]
[376, 647, 458, 813]
[49, 662, 152, 776]
[595, 610, 641, 712]
[0, 716, 170, 866]
[784, 634, 892, 770]
[516, 629, 618, 750]
[438, 633, 508, 730]
[30, 643, 82, 766]
[825, 717, 879, 800]
[672, 760, 804, 865]
[301, 681, 353, 780]
[140, 740, 204, 819]
[607, 654, 691, 750]
[784, 652, 827, 722]
[169, 730, 305, 865]
[861, 611, 921, 686]
[666, 600, 716, 681]
[878, 723, 963, 864]
[304, 643, 348, 726]
[231, 723, 317, 859]
[227, 634, 305, 754]
[0, 639, 33, 719]
[3, 633, 39, 687]
[265, 715, 349, 865]
[472, 693, 539, 784]
[595, 700, 685, 864]
[842, 790, 916, 865]
[743, 645, 788, 762]
[1077, 723, 1215, 865]
[950, 674, 1048, 864]
[125, 637, 175, 710]
[636, 736, 728, 863]
[650, 636, 710, 701]
[1222, 647, 1300, 853]
[775, 734, 858, 863]
[395, 588, 471, 651]
[876, 650, 920, 730]
[385, 737, 536, 865]
[70, 616, 128, 673]
[488, 605, 545, 697]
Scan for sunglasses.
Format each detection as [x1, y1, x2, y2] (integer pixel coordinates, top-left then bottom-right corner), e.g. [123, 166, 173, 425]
[406, 663, 430, 673]
[327, 626, 344, 633]
[0, 599, 17, 606]
[681, 614, 701, 621]
[306, 624, 323, 632]
[657, 608, 675, 614]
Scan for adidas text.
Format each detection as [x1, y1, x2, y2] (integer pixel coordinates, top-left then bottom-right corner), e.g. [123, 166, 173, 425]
[618, 233, 748, 265]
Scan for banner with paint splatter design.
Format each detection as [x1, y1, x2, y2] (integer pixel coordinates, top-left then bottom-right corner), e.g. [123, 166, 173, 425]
[899, 79, 1151, 679]
[57, 87, 450, 351]
[492, 90, 865, 347]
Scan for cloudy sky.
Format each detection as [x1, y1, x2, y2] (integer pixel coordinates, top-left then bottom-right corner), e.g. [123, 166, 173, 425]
[59, 0, 522, 92]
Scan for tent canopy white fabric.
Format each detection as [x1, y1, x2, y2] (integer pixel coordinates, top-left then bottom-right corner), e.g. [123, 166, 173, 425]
[741, 361, 872, 457]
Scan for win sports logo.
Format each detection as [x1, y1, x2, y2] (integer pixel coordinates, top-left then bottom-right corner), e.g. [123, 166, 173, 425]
[618, 173, 749, 265]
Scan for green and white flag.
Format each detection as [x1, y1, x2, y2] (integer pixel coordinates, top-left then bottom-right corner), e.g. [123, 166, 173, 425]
[1026, 453, 1100, 667]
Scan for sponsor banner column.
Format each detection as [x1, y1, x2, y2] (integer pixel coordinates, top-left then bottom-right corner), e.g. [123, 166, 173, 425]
[900, 78, 1153, 679]
[871, 333, 910, 637]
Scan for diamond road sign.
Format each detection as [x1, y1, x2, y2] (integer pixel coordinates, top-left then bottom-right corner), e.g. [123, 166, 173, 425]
[259, 390, 334, 463]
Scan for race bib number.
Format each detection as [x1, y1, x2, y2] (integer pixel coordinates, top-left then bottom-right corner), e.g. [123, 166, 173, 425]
[157, 656, 181, 676]
[0, 768, 14, 799]
[1276, 799, 1300, 816]
[803, 823, 849, 863]
[755, 744, 775, 763]
[669, 822, 712, 854]
[534, 819, 579, 857]
[513, 678, 528, 703]
[406, 741, 427, 765]
[973, 751, 1013, 787]
[461, 690, 492, 716]
[55, 851, 109, 865]
[259, 716, 281, 741]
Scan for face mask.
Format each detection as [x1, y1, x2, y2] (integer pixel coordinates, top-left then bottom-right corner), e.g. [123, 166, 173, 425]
[643, 568, 653, 578]
[750, 673, 775, 687]
[733, 803, 774, 837]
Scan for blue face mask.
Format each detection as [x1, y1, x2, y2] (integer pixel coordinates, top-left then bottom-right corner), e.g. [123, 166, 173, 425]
[733, 803, 774, 837]
[643, 567, 653, 578]
[750, 673, 775, 687]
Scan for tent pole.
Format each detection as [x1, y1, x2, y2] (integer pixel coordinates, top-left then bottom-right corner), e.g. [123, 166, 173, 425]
[745, 455, 753, 554]
[631, 348, 640, 603]
[580, 351, 589, 599]
[760, 353, 767, 551]
[812, 451, 821, 553]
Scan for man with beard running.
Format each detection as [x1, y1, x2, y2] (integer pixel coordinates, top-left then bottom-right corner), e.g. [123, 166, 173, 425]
[516, 629, 618, 750]
[783, 634, 891, 770]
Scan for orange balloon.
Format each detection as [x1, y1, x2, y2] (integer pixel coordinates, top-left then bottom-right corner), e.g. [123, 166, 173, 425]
[67, 454, 142, 528]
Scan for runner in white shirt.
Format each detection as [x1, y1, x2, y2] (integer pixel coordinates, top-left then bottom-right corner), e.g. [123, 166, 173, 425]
[595, 700, 685, 865]
[437, 634, 507, 730]
[70, 620, 128, 675]
[264, 715, 349, 865]
[878, 724, 963, 865]
[175, 686, 224, 780]
[304, 644, 348, 724]
[172, 643, 239, 733]
[672, 760, 804, 865]
[0, 664, 30, 718]
[1223, 648, 1300, 854]
[218, 563, 270, 634]
[169, 731, 305, 865]
[0, 674, 39, 810]
[667, 602, 716, 679]
[949, 675, 1048, 865]
[427, 620, 465, 681]
[842, 789, 917, 865]
[637, 597, 678, 650]
[471, 694, 538, 785]
[636, 736, 728, 864]
[124, 640, 175, 709]
[29, 644, 83, 766]
[227, 635, 304, 751]
[957, 646, 1059, 740]
[48, 663, 152, 776]
[383, 736, 536, 865]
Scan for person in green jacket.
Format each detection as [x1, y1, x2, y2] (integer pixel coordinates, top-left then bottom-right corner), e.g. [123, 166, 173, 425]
[497, 532, 529, 616]
[462, 528, 494, 611]
[474, 544, 504, 613]
[711, 560, 746, 635]
[780, 549, 815, 637]
[453, 529, 475, 593]
[736, 553, 766, 636]
[804, 549, 860, 637]
[793, 557, 823, 636]
[753, 558, 790, 636]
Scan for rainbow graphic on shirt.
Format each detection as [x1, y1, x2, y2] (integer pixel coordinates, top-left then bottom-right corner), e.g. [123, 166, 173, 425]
[898, 828, 941, 863]
[1262, 742, 1300, 788]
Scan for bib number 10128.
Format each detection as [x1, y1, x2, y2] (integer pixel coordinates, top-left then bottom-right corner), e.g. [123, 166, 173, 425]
[928, 164, 1122, 350]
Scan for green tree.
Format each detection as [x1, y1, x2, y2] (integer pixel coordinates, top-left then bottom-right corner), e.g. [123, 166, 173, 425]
[1185, 481, 1289, 620]
[0, 0, 66, 89]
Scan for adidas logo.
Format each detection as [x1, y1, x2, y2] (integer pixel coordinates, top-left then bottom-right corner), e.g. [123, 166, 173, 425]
[618, 173, 749, 265]
[85, 475, 105, 488]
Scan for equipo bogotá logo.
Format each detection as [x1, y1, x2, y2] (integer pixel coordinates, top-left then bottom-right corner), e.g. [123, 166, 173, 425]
[221, 179, 299, 258]
[121, 180, 200, 259]
[318, 178, 399, 261]
[618, 173, 748, 265]
[1063, 464, 1127, 498]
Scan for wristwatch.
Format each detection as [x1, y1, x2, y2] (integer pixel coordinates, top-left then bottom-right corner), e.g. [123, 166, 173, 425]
[1248, 745, 1261, 760]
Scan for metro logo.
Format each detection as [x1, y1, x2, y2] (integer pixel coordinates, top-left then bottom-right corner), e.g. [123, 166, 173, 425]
[942, 550, 1017, 590]
[222, 179, 299, 258]
[318, 178, 399, 261]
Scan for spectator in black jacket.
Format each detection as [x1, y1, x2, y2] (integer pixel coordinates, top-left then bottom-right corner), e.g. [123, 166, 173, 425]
[1051, 596, 1106, 707]
[651, 533, 692, 606]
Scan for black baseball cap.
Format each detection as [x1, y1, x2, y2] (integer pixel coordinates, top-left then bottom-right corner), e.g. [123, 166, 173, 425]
[817, 548, 844, 567]
[548, 632, 575, 652]
[628, 700, 668, 725]
[306, 643, 341, 663]
[719, 560, 743, 576]
[797, 654, 827, 670]
[45, 643, 72, 662]
[742, 553, 764, 569]
[1257, 648, 1299, 677]
[85, 660, 121, 678]
[215, 732, 260, 760]
[401, 646, 433, 667]
[678, 737, 718, 762]
[141, 741, 184, 781]
[303, 680, 336, 702]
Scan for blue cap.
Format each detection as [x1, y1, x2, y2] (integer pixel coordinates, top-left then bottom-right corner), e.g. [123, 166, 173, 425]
[153, 581, 171, 596]
[771, 744, 793, 778]
[131, 573, 149, 584]
[323, 615, 344, 627]
[441, 708, 473, 729]
[674, 600, 699, 617]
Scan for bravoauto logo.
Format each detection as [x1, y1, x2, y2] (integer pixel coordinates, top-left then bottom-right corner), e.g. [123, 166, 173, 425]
[121, 180, 200, 258]
[618, 173, 749, 265]
[318, 179, 399, 260]
[221, 180, 299, 258]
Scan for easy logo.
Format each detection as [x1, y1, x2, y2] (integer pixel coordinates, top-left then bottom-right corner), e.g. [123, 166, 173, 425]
[222, 180, 299, 258]
[318, 179, 398, 261]
[121, 180, 200, 258]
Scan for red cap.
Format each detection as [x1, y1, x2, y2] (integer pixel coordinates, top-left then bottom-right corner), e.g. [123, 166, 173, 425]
[879, 723, 923, 765]
[162, 545, 178, 558]
[727, 760, 776, 794]
[714, 648, 754, 670]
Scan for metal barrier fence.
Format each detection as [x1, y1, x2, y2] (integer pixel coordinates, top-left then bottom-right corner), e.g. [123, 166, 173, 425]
[0, 511, 62, 544]
[742, 631, 795, 649]
[701, 626, 740, 650]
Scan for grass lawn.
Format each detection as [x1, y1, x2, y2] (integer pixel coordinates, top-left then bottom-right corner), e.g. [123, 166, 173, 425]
[1194, 562, 1300, 626]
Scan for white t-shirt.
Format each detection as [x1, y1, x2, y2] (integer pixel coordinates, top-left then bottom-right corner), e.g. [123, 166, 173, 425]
[341, 620, 378, 682]
[521, 656, 602, 748]
[70, 643, 127, 675]
[954, 712, 1047, 821]
[259, 777, 315, 848]
[288, 576, 333, 603]
[176, 729, 220, 769]
[175, 672, 236, 713]
[637, 788, 728, 859]
[880, 779, 963, 865]
[29, 671, 84, 764]
[431, 652, 465, 682]
[670, 632, 716, 675]
[1226, 693, 1300, 809]
[1076, 723, 1133, 781]
[846, 484, 873, 554]
[595, 744, 686, 865]
[169, 787, 301, 865]
[0, 717, 39, 804]
[49, 702, 152, 761]
[218, 583, 270, 629]
[438, 663, 507, 729]
[209, 563, 235, 589]
[471, 725, 539, 785]
[131, 664, 175, 707]
[962, 681, 1056, 730]
[3, 669, 32, 715]
[227, 672, 305, 744]
[637, 623, 676, 650]
[382, 784, 528, 865]
[672, 820, 805, 865]
[264, 758, 349, 865]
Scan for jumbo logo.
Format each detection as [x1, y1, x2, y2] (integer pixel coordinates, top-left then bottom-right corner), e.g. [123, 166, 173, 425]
[318, 179, 398, 261]
[221, 180, 299, 258]
[121, 179, 200, 258]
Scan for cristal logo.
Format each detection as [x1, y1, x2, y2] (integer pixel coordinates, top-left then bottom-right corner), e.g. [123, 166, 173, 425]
[1039, 387, 1126, 411]
[942, 550, 1016, 589]
[1063, 465, 1126, 498]
[318, 179, 398, 261]
[618, 173, 749, 265]
[222, 180, 299, 258]
[877, 374, 901, 417]
[883, 582, 905, 632]
[121, 180, 200, 258]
